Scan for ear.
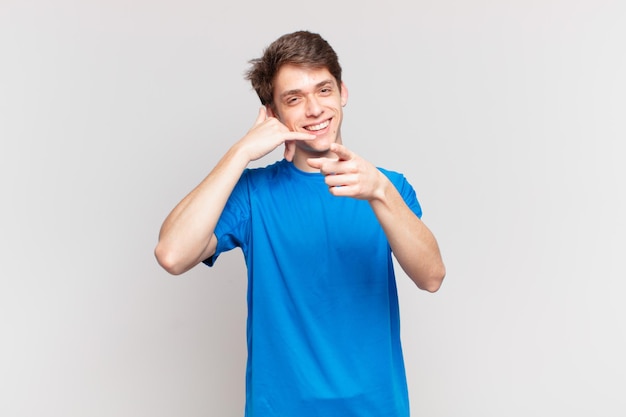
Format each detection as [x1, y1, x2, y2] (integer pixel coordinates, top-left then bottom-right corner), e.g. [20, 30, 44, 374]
[340, 82, 349, 107]
[266, 104, 278, 119]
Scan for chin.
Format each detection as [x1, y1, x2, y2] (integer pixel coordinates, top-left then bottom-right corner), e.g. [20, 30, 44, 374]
[303, 142, 333, 155]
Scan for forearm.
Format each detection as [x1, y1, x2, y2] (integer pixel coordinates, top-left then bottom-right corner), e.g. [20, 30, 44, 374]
[369, 178, 446, 292]
[155, 143, 250, 275]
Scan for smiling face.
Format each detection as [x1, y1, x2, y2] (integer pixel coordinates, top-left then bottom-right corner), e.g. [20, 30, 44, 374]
[269, 64, 348, 163]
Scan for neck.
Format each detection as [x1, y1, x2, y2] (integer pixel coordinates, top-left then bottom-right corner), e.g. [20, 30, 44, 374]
[291, 138, 343, 172]
[292, 151, 328, 173]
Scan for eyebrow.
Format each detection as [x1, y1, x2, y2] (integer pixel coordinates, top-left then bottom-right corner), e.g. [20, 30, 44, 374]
[279, 79, 334, 99]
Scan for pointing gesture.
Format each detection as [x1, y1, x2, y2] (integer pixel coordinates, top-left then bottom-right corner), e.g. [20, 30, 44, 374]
[307, 143, 386, 201]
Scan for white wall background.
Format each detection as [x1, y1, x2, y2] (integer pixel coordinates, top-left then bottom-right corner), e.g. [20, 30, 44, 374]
[2, 1, 625, 416]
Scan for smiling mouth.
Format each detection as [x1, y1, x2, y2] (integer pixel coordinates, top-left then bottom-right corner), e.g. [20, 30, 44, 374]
[304, 119, 330, 132]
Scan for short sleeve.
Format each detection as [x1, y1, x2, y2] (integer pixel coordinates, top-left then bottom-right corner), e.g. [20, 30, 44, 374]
[202, 171, 252, 266]
[380, 168, 423, 219]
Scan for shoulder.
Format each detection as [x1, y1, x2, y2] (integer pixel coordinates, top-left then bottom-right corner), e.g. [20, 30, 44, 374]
[242, 159, 289, 181]
[377, 166, 411, 187]
[236, 160, 293, 195]
[377, 166, 422, 215]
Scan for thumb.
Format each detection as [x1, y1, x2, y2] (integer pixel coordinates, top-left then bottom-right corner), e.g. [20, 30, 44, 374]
[306, 157, 324, 169]
[254, 106, 267, 126]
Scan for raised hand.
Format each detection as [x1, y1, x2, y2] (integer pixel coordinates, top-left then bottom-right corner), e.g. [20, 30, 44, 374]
[239, 107, 315, 162]
[306, 143, 386, 201]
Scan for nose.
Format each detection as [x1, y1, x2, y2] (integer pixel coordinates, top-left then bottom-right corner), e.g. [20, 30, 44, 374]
[305, 95, 323, 118]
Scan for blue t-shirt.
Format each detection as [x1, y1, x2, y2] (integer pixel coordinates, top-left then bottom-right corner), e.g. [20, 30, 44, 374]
[205, 159, 422, 417]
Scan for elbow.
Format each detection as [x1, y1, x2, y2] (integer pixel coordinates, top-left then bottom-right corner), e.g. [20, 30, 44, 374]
[154, 243, 189, 276]
[421, 277, 444, 293]
[417, 264, 446, 293]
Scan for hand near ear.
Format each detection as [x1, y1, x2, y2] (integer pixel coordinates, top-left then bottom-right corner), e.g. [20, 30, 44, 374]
[240, 107, 315, 162]
[263, 105, 299, 162]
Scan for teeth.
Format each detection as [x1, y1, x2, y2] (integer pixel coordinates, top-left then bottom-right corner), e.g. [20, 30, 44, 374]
[305, 120, 329, 131]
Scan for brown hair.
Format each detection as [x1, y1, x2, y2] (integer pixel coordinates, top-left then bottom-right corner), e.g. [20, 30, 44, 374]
[244, 30, 342, 107]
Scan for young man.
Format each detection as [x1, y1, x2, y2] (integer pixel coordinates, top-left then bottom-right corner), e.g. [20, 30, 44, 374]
[155, 30, 445, 416]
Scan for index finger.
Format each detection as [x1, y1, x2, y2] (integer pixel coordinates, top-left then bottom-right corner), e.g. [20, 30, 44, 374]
[330, 143, 354, 161]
